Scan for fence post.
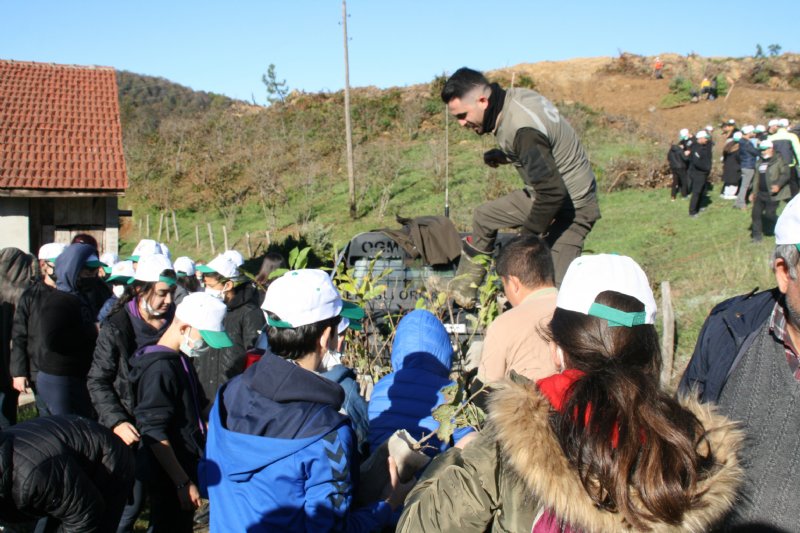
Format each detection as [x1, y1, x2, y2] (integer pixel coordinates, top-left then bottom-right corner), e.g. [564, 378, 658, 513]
[165, 216, 171, 242]
[137, 218, 142, 239]
[207, 223, 216, 255]
[245, 232, 252, 258]
[157, 212, 164, 241]
[172, 211, 180, 242]
[660, 281, 675, 389]
[146, 214, 150, 238]
[195, 225, 200, 251]
[222, 226, 229, 251]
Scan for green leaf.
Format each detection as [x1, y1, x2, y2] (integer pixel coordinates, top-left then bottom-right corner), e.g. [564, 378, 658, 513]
[415, 297, 426, 309]
[268, 268, 289, 280]
[295, 247, 312, 269]
[288, 247, 299, 267]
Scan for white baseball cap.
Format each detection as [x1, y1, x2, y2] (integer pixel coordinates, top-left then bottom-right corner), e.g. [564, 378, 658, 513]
[776, 195, 800, 245]
[705, 125, 714, 132]
[759, 139, 774, 150]
[197, 254, 239, 279]
[175, 293, 233, 349]
[557, 254, 657, 327]
[100, 252, 118, 267]
[679, 128, 690, 139]
[755, 124, 767, 133]
[38, 242, 67, 262]
[131, 253, 175, 285]
[262, 269, 364, 329]
[696, 130, 709, 139]
[223, 249, 245, 267]
[768, 119, 780, 127]
[779, 118, 789, 128]
[741, 125, 755, 135]
[173, 256, 196, 277]
[732, 131, 742, 142]
[130, 239, 168, 261]
[107, 260, 135, 283]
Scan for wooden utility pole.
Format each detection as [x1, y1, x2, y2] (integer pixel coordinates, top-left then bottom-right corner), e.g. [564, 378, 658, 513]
[342, 0, 356, 218]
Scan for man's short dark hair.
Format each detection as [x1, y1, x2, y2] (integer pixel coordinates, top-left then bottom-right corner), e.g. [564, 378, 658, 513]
[441, 67, 489, 103]
[495, 235, 555, 288]
[266, 311, 340, 360]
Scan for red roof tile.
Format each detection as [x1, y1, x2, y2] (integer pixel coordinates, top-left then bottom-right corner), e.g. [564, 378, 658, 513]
[0, 60, 127, 191]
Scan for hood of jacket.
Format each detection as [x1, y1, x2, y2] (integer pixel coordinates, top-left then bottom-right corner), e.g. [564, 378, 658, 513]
[488, 378, 743, 532]
[391, 309, 452, 376]
[55, 243, 95, 294]
[128, 344, 181, 384]
[209, 353, 347, 482]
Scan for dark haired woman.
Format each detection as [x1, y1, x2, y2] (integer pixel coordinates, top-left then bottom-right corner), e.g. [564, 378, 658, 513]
[398, 254, 743, 532]
[87, 253, 177, 533]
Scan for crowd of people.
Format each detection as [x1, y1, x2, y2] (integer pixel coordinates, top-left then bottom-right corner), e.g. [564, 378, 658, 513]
[667, 117, 800, 240]
[0, 66, 797, 532]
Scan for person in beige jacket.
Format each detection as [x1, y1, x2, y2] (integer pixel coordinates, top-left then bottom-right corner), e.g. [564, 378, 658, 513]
[478, 235, 557, 384]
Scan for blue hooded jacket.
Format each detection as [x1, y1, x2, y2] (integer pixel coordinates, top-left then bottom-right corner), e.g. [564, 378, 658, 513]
[200, 352, 391, 532]
[367, 309, 462, 454]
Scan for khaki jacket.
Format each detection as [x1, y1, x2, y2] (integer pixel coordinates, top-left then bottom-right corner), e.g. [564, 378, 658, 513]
[398, 379, 743, 533]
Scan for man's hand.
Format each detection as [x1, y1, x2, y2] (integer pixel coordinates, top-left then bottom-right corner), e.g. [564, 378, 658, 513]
[12, 377, 29, 393]
[771, 185, 780, 194]
[113, 422, 141, 446]
[177, 482, 202, 511]
[483, 149, 510, 168]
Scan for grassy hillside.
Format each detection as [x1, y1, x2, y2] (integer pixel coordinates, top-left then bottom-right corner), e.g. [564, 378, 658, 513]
[116, 56, 798, 381]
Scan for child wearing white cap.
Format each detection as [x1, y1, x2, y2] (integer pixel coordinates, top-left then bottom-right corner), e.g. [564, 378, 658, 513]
[398, 254, 743, 532]
[201, 269, 407, 532]
[172, 256, 200, 305]
[130, 292, 232, 531]
[36, 242, 66, 288]
[193, 254, 265, 401]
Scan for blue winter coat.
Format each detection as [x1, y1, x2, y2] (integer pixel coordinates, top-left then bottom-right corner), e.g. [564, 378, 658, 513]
[199, 352, 391, 532]
[368, 309, 466, 454]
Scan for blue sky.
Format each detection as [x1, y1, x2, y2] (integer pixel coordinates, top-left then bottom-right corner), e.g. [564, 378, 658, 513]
[3, 1, 798, 104]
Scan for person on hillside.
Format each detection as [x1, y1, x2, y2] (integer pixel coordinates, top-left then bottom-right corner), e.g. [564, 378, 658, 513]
[668, 130, 690, 200]
[398, 254, 743, 532]
[735, 125, 761, 209]
[700, 77, 712, 99]
[688, 130, 713, 217]
[0, 415, 135, 532]
[368, 309, 473, 455]
[477, 235, 557, 385]
[194, 254, 265, 403]
[768, 117, 800, 197]
[201, 269, 408, 532]
[750, 140, 790, 242]
[428, 67, 600, 305]
[87, 253, 177, 533]
[29, 243, 99, 418]
[0, 248, 38, 429]
[679, 194, 800, 530]
[652, 56, 664, 79]
[131, 292, 229, 532]
[721, 131, 742, 199]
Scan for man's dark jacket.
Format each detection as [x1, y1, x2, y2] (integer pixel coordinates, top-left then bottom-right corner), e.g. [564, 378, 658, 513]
[0, 415, 134, 531]
[678, 288, 779, 402]
[10, 281, 53, 382]
[688, 141, 713, 176]
[87, 307, 137, 430]
[667, 144, 687, 171]
[194, 286, 265, 402]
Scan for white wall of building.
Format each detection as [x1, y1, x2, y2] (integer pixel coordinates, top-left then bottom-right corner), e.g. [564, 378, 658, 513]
[0, 197, 30, 252]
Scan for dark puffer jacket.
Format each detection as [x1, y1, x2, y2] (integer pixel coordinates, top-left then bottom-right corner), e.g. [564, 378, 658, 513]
[87, 307, 137, 430]
[0, 415, 134, 531]
[194, 285, 265, 402]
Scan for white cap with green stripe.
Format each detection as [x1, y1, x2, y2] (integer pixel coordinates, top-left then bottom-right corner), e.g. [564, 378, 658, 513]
[557, 254, 656, 327]
[262, 269, 364, 329]
[175, 293, 233, 349]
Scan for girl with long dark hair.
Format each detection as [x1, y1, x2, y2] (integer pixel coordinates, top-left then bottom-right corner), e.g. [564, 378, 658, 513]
[398, 254, 743, 532]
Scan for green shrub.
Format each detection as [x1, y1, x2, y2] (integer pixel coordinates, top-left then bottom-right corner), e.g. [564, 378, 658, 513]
[715, 75, 729, 97]
[660, 76, 694, 108]
[763, 101, 786, 116]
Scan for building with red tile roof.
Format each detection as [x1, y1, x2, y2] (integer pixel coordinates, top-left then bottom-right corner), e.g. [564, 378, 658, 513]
[0, 59, 128, 254]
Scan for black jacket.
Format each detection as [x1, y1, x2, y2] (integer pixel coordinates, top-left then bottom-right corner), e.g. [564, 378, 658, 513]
[194, 286, 265, 402]
[130, 345, 208, 481]
[667, 144, 687, 171]
[0, 415, 134, 531]
[87, 306, 138, 429]
[10, 281, 53, 381]
[678, 288, 779, 403]
[688, 141, 712, 175]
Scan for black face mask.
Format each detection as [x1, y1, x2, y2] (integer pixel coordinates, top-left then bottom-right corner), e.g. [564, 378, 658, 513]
[77, 276, 105, 294]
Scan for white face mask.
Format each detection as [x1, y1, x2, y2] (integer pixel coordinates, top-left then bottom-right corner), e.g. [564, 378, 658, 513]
[112, 285, 125, 298]
[144, 299, 165, 318]
[321, 349, 343, 372]
[205, 287, 225, 301]
[180, 331, 209, 358]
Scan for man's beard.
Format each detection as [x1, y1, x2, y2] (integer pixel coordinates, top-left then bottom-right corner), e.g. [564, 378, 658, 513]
[784, 296, 800, 329]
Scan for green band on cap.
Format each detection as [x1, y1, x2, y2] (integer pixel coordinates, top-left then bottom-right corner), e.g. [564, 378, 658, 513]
[795, 244, 800, 254]
[588, 303, 646, 328]
[267, 316, 294, 329]
[158, 276, 177, 286]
